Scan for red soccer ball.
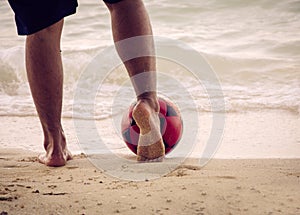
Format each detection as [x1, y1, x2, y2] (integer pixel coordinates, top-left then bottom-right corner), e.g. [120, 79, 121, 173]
[121, 97, 183, 155]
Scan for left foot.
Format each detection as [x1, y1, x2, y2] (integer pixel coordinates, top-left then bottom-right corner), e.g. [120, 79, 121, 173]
[38, 149, 72, 167]
[38, 130, 72, 167]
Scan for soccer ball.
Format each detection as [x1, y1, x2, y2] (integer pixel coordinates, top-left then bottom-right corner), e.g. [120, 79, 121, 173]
[121, 97, 183, 155]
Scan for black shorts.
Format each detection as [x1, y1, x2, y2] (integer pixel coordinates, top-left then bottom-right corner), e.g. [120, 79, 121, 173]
[8, 0, 124, 35]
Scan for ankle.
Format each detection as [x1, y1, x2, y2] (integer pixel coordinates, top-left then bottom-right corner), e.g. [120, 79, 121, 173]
[43, 128, 66, 152]
[137, 93, 159, 112]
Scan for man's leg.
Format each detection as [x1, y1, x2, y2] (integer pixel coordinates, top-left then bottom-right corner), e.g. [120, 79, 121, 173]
[105, 0, 165, 161]
[26, 19, 72, 167]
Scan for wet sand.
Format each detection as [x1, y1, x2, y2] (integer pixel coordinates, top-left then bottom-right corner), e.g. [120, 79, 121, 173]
[0, 110, 299, 214]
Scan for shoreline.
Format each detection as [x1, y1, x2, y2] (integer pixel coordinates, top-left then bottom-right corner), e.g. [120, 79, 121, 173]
[1, 109, 299, 213]
[1, 148, 300, 214]
[0, 109, 299, 159]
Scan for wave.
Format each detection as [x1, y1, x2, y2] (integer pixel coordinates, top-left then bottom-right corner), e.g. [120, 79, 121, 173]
[0, 0, 299, 117]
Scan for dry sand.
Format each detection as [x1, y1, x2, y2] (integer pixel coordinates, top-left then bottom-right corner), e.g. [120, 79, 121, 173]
[0, 148, 300, 215]
[0, 110, 300, 214]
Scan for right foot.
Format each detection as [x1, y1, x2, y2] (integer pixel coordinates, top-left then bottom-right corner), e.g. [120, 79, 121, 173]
[38, 130, 72, 167]
[132, 99, 165, 162]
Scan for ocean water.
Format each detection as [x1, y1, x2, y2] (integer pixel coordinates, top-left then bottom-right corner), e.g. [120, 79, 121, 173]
[0, 0, 300, 118]
[0, 0, 300, 161]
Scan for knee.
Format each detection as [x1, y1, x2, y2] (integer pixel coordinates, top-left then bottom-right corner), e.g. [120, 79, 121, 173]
[27, 19, 64, 42]
[104, 0, 122, 12]
[104, 0, 143, 13]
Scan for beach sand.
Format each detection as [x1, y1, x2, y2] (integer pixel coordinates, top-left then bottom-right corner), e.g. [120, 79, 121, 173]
[0, 149, 300, 214]
[1, 110, 300, 214]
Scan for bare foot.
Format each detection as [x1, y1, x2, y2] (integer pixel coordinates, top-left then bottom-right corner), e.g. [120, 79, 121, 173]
[38, 131, 72, 167]
[132, 99, 165, 162]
